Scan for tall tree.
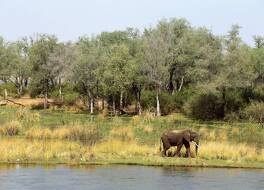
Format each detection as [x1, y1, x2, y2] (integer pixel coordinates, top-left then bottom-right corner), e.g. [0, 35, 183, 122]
[29, 34, 58, 108]
[143, 27, 170, 116]
[73, 37, 101, 113]
[47, 42, 76, 101]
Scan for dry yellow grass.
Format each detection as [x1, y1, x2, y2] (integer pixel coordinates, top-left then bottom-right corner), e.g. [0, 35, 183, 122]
[231, 127, 240, 135]
[109, 126, 134, 141]
[0, 138, 262, 163]
[16, 108, 40, 123]
[25, 128, 52, 139]
[141, 111, 155, 122]
[132, 115, 141, 125]
[199, 141, 263, 162]
[0, 121, 22, 136]
[25, 125, 100, 142]
[0, 138, 90, 162]
[91, 139, 157, 159]
[142, 125, 153, 133]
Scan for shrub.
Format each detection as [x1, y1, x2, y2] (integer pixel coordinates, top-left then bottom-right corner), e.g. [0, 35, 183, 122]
[184, 92, 223, 120]
[159, 92, 177, 115]
[0, 82, 17, 98]
[243, 101, 264, 123]
[141, 90, 155, 111]
[28, 80, 44, 98]
[50, 84, 79, 106]
[225, 89, 245, 113]
[0, 121, 22, 136]
[63, 92, 79, 106]
[242, 87, 264, 102]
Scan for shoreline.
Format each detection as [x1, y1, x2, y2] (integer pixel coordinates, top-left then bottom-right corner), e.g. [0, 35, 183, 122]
[0, 158, 263, 170]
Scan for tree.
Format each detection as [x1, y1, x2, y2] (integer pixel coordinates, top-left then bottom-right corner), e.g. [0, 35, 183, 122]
[98, 30, 133, 114]
[0, 38, 31, 97]
[126, 29, 147, 115]
[47, 42, 76, 101]
[208, 25, 256, 117]
[29, 34, 58, 108]
[73, 37, 101, 113]
[143, 27, 170, 116]
[253, 35, 264, 48]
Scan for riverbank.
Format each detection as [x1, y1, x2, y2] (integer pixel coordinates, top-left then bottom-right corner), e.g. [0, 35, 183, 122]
[0, 138, 263, 169]
[1, 158, 264, 169]
[0, 107, 263, 169]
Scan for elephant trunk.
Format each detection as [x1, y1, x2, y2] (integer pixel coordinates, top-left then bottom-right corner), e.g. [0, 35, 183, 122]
[194, 139, 199, 156]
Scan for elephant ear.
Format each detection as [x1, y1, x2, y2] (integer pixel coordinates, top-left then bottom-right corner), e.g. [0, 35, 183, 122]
[183, 131, 191, 142]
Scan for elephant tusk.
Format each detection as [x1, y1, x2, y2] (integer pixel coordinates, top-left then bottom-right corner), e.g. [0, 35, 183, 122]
[193, 142, 199, 147]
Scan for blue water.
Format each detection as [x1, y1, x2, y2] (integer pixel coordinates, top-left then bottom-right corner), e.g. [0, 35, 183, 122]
[0, 165, 263, 190]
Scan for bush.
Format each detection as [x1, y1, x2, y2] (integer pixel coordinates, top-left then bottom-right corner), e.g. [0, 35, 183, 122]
[159, 92, 177, 115]
[0, 121, 22, 136]
[242, 87, 264, 102]
[0, 82, 17, 98]
[225, 89, 245, 113]
[243, 101, 264, 123]
[184, 92, 223, 120]
[141, 90, 156, 111]
[63, 92, 79, 106]
[141, 89, 196, 115]
[50, 84, 79, 106]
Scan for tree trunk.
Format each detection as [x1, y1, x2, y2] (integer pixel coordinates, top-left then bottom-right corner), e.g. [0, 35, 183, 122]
[221, 88, 226, 118]
[19, 83, 23, 97]
[156, 87, 161, 117]
[44, 90, 48, 109]
[17, 77, 23, 98]
[178, 76, 184, 92]
[120, 91, 123, 110]
[4, 89, 7, 100]
[168, 67, 175, 94]
[59, 78, 62, 101]
[44, 80, 48, 109]
[90, 97, 94, 114]
[86, 96, 90, 111]
[112, 95, 116, 115]
[137, 91, 142, 115]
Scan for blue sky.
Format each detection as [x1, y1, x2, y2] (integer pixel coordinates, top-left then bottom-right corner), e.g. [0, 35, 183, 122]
[0, 0, 263, 45]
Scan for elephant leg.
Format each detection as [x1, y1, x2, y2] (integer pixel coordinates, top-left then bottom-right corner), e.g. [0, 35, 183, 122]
[174, 144, 183, 157]
[161, 137, 170, 157]
[184, 142, 191, 157]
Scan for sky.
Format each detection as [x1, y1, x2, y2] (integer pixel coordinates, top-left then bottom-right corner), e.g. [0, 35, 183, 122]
[0, 0, 263, 46]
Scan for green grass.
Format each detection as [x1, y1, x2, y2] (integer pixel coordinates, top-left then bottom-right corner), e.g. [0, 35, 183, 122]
[0, 107, 263, 168]
[0, 107, 263, 146]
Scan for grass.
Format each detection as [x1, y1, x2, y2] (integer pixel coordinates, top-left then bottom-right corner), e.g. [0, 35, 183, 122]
[0, 107, 263, 168]
[0, 138, 263, 168]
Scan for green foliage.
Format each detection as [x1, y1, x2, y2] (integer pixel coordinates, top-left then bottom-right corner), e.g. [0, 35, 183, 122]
[28, 79, 43, 98]
[184, 92, 223, 120]
[159, 92, 178, 115]
[243, 101, 264, 123]
[0, 19, 263, 120]
[63, 92, 79, 106]
[225, 89, 245, 113]
[141, 90, 156, 111]
[0, 82, 17, 98]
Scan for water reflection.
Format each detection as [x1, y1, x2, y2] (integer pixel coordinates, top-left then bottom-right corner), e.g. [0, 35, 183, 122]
[0, 164, 262, 190]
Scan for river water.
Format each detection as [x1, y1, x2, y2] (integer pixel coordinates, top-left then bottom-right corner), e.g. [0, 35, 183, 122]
[0, 165, 263, 190]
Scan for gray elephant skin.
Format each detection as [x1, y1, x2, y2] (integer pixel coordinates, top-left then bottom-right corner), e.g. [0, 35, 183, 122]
[160, 129, 199, 157]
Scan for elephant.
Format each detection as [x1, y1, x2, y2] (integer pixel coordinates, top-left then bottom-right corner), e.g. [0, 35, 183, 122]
[160, 129, 199, 157]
